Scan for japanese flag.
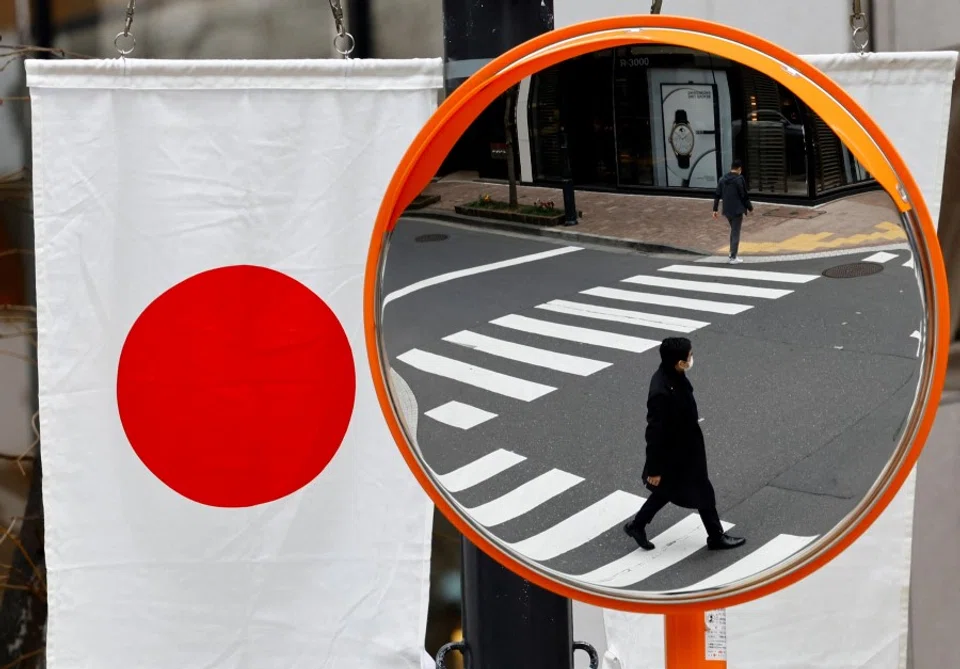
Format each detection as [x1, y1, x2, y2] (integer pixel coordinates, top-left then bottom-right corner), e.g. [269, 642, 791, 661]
[26, 58, 442, 669]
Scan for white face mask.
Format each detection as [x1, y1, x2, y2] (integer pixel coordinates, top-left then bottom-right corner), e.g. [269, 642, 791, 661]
[685, 356, 694, 370]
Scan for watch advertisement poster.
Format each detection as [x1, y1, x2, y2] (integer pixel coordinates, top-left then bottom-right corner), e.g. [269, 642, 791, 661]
[648, 68, 733, 190]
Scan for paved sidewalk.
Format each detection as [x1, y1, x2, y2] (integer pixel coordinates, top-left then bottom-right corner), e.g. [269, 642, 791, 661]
[412, 174, 906, 256]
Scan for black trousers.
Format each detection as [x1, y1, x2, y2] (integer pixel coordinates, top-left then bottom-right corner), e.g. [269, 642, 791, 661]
[633, 489, 724, 539]
[726, 214, 744, 258]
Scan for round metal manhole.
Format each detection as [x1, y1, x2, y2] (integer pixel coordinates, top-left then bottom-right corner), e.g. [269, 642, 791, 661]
[821, 261, 884, 279]
[415, 233, 449, 243]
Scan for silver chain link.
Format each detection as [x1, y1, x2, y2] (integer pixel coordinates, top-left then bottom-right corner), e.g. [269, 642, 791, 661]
[114, 0, 136, 56]
[851, 0, 869, 55]
[329, 0, 356, 58]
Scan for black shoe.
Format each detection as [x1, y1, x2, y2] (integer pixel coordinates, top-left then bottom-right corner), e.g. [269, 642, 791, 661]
[625, 522, 655, 551]
[707, 534, 746, 550]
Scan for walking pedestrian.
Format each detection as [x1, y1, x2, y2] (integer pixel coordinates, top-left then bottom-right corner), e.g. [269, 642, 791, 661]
[712, 159, 753, 264]
[624, 337, 746, 552]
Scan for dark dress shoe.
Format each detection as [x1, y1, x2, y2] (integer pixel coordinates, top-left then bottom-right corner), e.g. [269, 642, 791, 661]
[625, 522, 655, 551]
[707, 534, 746, 550]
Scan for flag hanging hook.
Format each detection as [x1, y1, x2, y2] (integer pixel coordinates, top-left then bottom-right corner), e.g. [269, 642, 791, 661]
[651, 0, 664, 14]
[850, 0, 870, 55]
[329, 0, 356, 58]
[114, 0, 136, 56]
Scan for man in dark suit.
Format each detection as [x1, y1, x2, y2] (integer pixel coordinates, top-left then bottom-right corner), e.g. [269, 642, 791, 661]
[624, 337, 746, 552]
[712, 159, 753, 264]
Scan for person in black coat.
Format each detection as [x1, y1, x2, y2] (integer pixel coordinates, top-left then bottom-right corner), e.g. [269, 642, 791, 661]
[624, 337, 746, 552]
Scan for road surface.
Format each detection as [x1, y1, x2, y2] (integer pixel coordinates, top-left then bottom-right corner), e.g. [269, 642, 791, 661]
[380, 217, 925, 594]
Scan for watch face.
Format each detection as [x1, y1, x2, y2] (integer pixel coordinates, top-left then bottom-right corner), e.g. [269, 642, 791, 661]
[670, 123, 695, 156]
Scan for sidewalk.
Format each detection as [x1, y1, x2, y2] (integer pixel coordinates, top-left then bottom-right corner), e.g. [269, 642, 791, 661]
[410, 174, 907, 256]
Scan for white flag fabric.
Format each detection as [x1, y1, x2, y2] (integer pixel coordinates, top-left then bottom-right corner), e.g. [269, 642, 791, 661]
[27, 57, 442, 669]
[601, 51, 957, 669]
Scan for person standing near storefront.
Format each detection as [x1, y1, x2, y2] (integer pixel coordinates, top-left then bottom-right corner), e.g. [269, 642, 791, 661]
[712, 159, 753, 264]
[624, 337, 746, 552]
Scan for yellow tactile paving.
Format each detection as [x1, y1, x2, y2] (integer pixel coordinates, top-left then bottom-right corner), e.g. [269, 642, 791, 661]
[716, 222, 907, 255]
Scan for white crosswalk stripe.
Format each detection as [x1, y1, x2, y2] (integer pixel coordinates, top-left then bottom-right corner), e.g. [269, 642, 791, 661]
[671, 534, 818, 593]
[467, 469, 585, 527]
[507, 490, 644, 561]
[863, 251, 898, 264]
[582, 286, 753, 315]
[576, 514, 735, 588]
[396, 348, 556, 401]
[443, 330, 611, 376]
[904, 256, 915, 269]
[492, 314, 661, 353]
[658, 264, 820, 284]
[536, 299, 710, 333]
[425, 401, 497, 430]
[435, 449, 526, 492]
[622, 274, 794, 299]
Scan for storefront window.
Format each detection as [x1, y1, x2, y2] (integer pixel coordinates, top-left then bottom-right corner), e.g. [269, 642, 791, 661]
[524, 46, 876, 201]
[613, 46, 655, 187]
[564, 52, 618, 186]
[529, 65, 564, 182]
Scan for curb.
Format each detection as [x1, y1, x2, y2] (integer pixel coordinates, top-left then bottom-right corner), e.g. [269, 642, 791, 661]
[405, 210, 707, 257]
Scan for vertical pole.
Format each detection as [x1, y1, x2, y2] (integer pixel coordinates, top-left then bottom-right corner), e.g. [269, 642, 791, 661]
[29, 0, 53, 52]
[664, 610, 728, 669]
[459, 537, 574, 669]
[345, 0, 371, 58]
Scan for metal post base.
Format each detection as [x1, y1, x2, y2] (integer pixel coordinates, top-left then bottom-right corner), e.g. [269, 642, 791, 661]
[435, 538, 599, 669]
[435, 639, 599, 668]
[561, 179, 578, 226]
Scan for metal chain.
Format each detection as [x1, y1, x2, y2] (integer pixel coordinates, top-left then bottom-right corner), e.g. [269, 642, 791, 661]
[329, 0, 356, 58]
[850, 0, 869, 55]
[114, 0, 136, 56]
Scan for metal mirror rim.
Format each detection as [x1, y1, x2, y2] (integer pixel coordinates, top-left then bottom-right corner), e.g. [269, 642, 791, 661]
[364, 16, 951, 614]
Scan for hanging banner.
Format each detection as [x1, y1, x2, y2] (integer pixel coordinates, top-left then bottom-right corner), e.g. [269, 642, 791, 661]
[26, 57, 443, 669]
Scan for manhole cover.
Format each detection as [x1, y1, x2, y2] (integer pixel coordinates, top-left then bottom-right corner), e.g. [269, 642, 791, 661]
[415, 233, 449, 243]
[822, 261, 884, 279]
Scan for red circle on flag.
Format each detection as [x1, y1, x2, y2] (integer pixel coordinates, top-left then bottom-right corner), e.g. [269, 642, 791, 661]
[117, 265, 356, 508]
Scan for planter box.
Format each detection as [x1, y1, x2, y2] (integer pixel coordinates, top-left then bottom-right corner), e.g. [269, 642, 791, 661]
[454, 205, 564, 227]
[406, 194, 442, 210]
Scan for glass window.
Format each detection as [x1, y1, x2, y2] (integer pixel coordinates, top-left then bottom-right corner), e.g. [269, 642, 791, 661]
[613, 46, 655, 187]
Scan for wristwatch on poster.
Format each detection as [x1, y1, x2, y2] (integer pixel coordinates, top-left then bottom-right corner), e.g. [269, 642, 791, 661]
[669, 109, 695, 169]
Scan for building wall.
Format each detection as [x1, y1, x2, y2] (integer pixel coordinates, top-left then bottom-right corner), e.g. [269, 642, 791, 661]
[44, 0, 442, 60]
[552, 0, 854, 55]
[872, 0, 960, 52]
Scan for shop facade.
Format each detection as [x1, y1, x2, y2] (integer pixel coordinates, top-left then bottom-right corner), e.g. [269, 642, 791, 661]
[459, 45, 878, 205]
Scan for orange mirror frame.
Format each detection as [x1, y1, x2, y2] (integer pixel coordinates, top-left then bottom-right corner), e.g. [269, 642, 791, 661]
[364, 15, 950, 613]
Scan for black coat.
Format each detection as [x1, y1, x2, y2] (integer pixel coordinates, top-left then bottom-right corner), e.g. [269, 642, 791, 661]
[641, 364, 717, 510]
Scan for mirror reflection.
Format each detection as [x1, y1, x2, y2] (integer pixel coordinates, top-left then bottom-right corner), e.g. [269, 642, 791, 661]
[379, 44, 924, 595]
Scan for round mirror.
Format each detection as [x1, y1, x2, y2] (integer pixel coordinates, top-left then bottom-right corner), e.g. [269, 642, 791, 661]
[366, 17, 950, 611]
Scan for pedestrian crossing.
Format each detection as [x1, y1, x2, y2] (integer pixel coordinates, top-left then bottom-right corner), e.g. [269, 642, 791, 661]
[435, 445, 819, 592]
[394, 259, 824, 430]
[392, 249, 912, 590]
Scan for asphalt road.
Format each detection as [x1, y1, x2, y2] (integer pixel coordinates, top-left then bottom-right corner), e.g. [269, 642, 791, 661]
[380, 216, 925, 594]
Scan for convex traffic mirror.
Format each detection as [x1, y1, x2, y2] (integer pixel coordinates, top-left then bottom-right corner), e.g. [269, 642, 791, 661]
[365, 17, 950, 612]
